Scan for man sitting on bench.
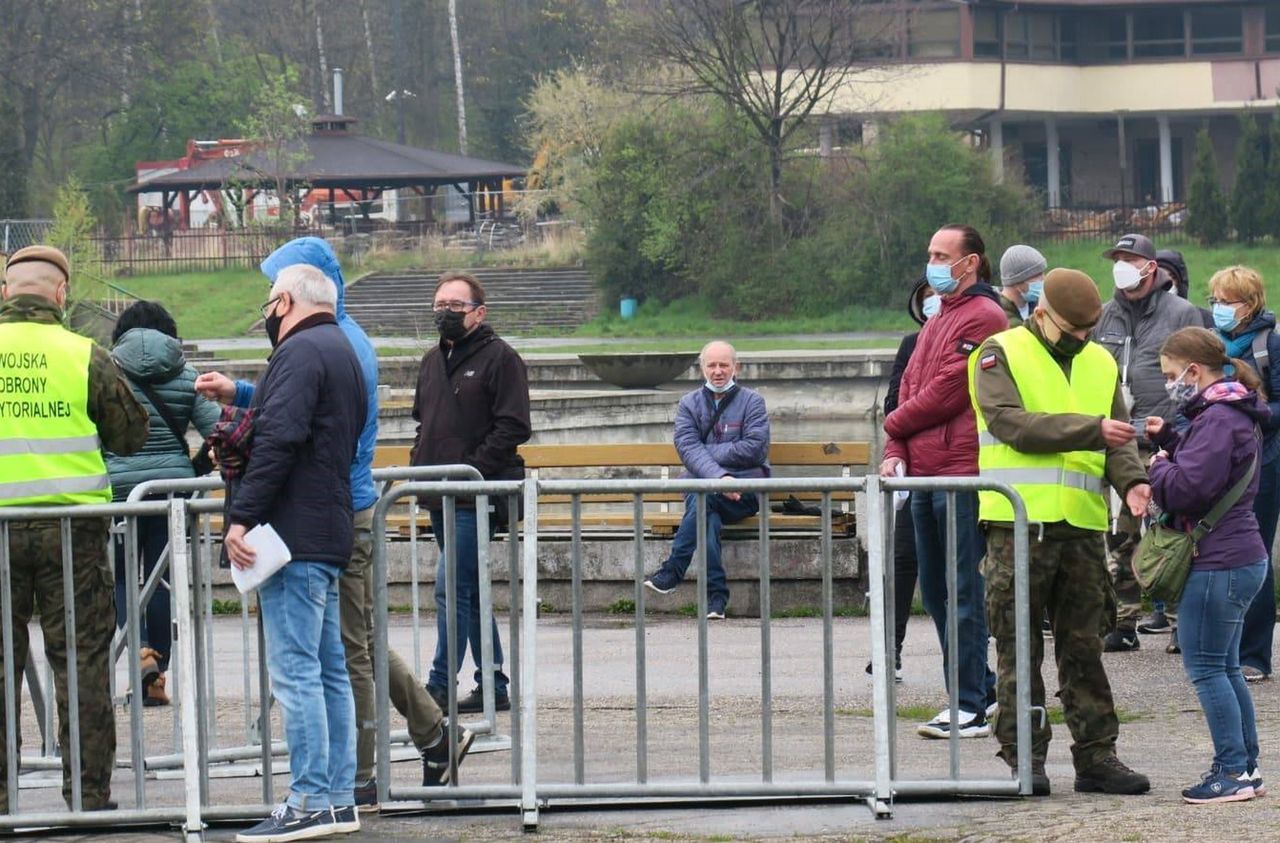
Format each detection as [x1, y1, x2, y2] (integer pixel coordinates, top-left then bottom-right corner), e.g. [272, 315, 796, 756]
[644, 341, 771, 619]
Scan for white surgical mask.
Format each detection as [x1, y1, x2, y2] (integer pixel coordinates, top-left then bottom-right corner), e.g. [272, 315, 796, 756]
[705, 378, 735, 394]
[921, 296, 941, 320]
[1113, 261, 1144, 291]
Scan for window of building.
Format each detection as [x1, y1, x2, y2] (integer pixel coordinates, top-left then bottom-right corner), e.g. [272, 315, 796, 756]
[1064, 12, 1127, 63]
[855, 7, 902, 60]
[1190, 8, 1243, 55]
[973, 8, 1000, 58]
[1132, 10, 1184, 58]
[1266, 5, 1280, 53]
[906, 8, 960, 59]
[1007, 11, 1058, 61]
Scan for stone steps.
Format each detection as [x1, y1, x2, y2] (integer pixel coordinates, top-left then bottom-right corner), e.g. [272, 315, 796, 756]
[343, 266, 601, 336]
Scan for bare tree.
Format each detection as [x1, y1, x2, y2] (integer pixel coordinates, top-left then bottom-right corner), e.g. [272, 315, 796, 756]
[447, 0, 468, 154]
[360, 0, 379, 97]
[314, 2, 331, 111]
[633, 0, 884, 225]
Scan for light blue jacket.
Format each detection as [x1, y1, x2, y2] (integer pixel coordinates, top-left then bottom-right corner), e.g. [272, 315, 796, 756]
[235, 237, 380, 512]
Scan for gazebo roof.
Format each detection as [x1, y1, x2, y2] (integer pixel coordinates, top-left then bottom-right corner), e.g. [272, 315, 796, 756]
[127, 116, 525, 194]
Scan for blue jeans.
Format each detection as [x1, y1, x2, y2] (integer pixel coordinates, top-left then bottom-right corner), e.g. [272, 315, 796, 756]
[663, 493, 759, 607]
[428, 508, 507, 694]
[1240, 456, 1280, 675]
[259, 561, 355, 810]
[1180, 560, 1267, 774]
[911, 490, 996, 716]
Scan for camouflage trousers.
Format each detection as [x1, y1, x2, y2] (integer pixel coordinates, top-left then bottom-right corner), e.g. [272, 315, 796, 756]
[983, 526, 1119, 771]
[0, 519, 116, 812]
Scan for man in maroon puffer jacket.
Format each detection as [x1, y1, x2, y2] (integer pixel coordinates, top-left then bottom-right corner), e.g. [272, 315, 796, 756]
[880, 224, 1008, 740]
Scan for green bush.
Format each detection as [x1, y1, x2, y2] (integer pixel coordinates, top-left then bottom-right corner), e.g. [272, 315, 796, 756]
[1230, 111, 1267, 244]
[1263, 111, 1280, 242]
[1187, 125, 1229, 245]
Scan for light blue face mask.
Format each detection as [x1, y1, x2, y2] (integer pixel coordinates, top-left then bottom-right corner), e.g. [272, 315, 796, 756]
[1025, 279, 1044, 308]
[925, 262, 959, 295]
[705, 378, 735, 394]
[1212, 302, 1241, 333]
[921, 295, 941, 320]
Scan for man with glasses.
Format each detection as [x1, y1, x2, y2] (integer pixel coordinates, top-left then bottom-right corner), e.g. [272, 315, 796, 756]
[411, 270, 531, 715]
[1092, 234, 1202, 653]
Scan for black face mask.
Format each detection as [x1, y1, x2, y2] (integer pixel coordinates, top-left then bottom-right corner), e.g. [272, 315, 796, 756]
[1036, 312, 1087, 357]
[264, 311, 284, 347]
[434, 309, 469, 342]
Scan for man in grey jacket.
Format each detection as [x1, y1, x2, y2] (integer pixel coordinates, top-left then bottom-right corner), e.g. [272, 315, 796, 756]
[644, 341, 771, 618]
[1092, 233, 1203, 652]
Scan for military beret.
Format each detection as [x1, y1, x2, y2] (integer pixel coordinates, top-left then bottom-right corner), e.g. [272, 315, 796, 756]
[1043, 268, 1102, 329]
[5, 245, 70, 281]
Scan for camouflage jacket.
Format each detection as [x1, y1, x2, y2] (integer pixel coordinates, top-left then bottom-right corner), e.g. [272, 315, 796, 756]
[0, 295, 149, 457]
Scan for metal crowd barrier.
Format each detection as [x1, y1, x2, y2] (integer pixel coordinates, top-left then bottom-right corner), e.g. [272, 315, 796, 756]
[0, 472, 1031, 836]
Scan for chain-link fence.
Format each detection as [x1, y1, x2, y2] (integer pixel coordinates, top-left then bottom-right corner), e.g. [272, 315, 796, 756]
[0, 220, 54, 255]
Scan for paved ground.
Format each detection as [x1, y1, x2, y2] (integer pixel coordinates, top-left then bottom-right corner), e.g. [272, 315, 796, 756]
[12, 612, 1280, 841]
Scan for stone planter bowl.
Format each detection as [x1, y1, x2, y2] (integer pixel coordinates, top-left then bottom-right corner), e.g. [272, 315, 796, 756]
[577, 352, 699, 389]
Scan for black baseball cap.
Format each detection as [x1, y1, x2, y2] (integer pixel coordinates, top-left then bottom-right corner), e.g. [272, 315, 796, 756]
[1102, 233, 1156, 262]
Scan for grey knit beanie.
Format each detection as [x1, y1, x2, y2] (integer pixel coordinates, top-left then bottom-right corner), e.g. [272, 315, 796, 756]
[999, 244, 1047, 287]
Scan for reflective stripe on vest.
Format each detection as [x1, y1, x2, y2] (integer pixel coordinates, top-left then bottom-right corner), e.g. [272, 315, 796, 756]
[968, 327, 1117, 530]
[0, 322, 111, 506]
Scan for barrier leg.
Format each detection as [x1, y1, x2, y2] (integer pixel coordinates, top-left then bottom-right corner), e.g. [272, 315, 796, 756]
[168, 499, 204, 841]
[520, 479, 538, 831]
[864, 477, 893, 817]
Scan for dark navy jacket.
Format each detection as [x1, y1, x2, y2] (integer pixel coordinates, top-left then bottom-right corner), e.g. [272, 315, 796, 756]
[227, 315, 367, 567]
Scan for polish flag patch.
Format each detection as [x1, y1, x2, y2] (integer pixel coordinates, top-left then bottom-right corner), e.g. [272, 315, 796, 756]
[979, 354, 998, 370]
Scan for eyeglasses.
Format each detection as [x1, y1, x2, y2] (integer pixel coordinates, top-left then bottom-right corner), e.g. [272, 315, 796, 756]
[1207, 297, 1244, 307]
[259, 296, 282, 318]
[432, 300, 481, 313]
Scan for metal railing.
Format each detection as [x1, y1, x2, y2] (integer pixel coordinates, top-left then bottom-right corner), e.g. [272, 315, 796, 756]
[0, 472, 1032, 836]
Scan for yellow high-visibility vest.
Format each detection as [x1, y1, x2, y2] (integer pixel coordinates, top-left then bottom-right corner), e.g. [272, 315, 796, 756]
[0, 322, 111, 506]
[968, 326, 1115, 530]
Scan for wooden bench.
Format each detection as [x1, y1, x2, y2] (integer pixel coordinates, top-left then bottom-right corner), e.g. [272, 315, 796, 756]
[373, 441, 870, 538]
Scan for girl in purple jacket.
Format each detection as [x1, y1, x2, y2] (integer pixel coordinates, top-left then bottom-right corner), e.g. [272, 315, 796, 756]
[1146, 327, 1270, 804]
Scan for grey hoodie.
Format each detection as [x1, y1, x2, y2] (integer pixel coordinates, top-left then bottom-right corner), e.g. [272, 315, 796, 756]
[104, 328, 222, 501]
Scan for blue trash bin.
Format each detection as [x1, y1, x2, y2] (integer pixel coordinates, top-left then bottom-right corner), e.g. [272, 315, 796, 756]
[620, 297, 638, 320]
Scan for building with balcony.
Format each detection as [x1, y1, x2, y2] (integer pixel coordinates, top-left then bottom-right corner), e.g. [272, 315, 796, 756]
[829, 1, 1280, 207]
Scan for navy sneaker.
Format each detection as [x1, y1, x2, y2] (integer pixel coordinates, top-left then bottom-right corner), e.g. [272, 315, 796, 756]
[1182, 768, 1255, 804]
[1248, 766, 1266, 797]
[423, 723, 476, 786]
[644, 567, 681, 595]
[706, 598, 728, 620]
[235, 803, 335, 842]
[331, 805, 360, 834]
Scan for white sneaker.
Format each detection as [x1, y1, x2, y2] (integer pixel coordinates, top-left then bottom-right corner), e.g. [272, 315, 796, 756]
[986, 700, 998, 719]
[1249, 767, 1266, 797]
[917, 709, 991, 739]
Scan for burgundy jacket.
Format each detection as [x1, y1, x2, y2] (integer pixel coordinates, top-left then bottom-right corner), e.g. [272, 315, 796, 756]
[883, 283, 1006, 477]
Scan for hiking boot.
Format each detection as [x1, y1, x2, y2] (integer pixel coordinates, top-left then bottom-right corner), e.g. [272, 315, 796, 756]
[916, 709, 990, 740]
[235, 803, 335, 842]
[143, 672, 170, 707]
[1166, 626, 1181, 654]
[458, 684, 510, 714]
[1243, 665, 1269, 683]
[1182, 767, 1255, 804]
[1074, 755, 1150, 795]
[644, 567, 681, 595]
[423, 723, 475, 786]
[1137, 610, 1172, 634]
[1102, 628, 1139, 652]
[1012, 761, 1050, 796]
[353, 778, 378, 813]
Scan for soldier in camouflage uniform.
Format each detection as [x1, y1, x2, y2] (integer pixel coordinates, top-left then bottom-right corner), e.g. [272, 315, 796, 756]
[0, 246, 148, 812]
[970, 268, 1151, 797]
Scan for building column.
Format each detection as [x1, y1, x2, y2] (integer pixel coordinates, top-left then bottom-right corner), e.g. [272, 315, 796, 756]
[819, 118, 834, 159]
[1157, 115, 1174, 204]
[861, 120, 879, 146]
[990, 118, 1004, 182]
[1045, 117, 1061, 208]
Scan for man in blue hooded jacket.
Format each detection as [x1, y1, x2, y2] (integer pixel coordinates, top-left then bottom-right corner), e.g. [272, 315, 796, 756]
[643, 341, 771, 618]
[196, 238, 466, 812]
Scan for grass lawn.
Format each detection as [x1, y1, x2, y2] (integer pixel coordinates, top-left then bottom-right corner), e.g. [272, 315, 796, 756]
[109, 268, 266, 339]
[108, 239, 1280, 343]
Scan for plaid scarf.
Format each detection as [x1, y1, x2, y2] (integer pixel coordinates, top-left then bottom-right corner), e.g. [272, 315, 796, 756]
[208, 405, 255, 482]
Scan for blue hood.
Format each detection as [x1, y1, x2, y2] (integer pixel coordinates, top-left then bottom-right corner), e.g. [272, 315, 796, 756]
[261, 237, 347, 315]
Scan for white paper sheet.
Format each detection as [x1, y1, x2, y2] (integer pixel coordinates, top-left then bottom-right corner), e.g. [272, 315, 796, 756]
[230, 523, 292, 594]
[893, 463, 909, 511]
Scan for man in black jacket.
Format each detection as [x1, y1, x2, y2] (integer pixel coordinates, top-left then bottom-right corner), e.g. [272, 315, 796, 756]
[222, 264, 366, 841]
[412, 270, 531, 714]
